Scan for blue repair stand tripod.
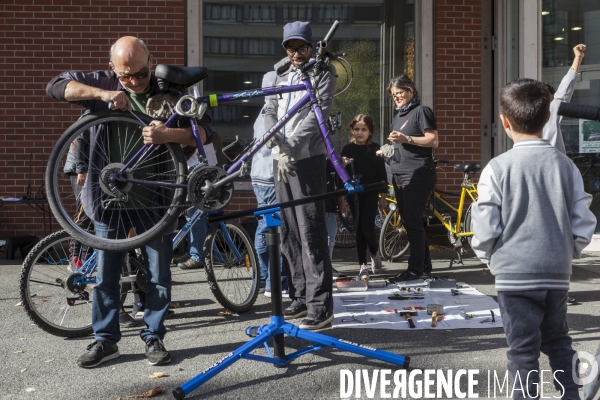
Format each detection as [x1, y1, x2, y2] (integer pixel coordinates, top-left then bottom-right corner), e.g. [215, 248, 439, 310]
[173, 189, 410, 399]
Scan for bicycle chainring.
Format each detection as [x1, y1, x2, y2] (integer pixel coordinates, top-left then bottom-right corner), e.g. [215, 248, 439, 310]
[99, 163, 133, 198]
[188, 165, 234, 211]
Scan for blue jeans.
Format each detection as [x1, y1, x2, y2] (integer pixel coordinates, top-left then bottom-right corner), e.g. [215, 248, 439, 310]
[325, 212, 337, 260]
[187, 208, 208, 262]
[253, 184, 288, 292]
[93, 213, 173, 344]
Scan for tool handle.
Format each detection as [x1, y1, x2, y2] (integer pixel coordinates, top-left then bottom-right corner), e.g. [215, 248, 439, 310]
[431, 310, 438, 327]
[403, 314, 416, 328]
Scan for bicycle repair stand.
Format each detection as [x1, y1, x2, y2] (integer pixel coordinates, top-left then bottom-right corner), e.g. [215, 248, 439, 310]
[173, 183, 410, 400]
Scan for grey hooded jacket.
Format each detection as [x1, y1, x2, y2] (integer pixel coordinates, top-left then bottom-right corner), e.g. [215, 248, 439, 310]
[263, 57, 337, 162]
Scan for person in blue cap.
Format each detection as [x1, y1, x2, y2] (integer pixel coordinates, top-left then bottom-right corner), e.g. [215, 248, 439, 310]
[264, 21, 337, 330]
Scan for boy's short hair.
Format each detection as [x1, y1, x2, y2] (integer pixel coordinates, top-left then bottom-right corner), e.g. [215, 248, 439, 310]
[500, 78, 551, 134]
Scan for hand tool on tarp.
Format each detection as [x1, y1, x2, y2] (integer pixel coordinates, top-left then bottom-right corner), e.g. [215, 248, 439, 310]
[427, 304, 444, 327]
[387, 293, 425, 300]
[403, 305, 424, 310]
[398, 310, 417, 328]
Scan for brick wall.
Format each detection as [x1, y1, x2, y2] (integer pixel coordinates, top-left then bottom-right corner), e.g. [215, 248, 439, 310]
[433, 0, 482, 192]
[0, 0, 186, 237]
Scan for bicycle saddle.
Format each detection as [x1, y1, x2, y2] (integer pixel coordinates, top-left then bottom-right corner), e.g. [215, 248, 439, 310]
[454, 163, 481, 173]
[155, 64, 209, 91]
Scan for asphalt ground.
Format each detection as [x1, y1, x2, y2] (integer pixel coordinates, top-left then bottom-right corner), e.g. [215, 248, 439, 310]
[3, 230, 600, 400]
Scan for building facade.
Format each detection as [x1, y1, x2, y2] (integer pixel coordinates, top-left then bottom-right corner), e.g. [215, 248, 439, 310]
[1, 0, 599, 237]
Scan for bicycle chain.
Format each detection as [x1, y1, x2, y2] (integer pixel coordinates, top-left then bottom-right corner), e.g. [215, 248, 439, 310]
[101, 171, 191, 211]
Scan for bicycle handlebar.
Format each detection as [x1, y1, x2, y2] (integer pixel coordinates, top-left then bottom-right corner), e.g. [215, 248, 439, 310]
[319, 20, 340, 51]
[558, 102, 600, 121]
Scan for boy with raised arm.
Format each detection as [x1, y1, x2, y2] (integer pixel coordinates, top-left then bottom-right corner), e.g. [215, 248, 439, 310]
[471, 78, 596, 400]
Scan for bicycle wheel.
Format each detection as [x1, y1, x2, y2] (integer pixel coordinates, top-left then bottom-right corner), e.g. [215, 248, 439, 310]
[335, 200, 356, 248]
[204, 221, 259, 313]
[46, 110, 188, 252]
[379, 207, 410, 261]
[19, 230, 97, 337]
[463, 203, 474, 247]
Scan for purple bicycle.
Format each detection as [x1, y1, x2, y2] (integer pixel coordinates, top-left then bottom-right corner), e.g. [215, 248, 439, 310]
[46, 21, 356, 252]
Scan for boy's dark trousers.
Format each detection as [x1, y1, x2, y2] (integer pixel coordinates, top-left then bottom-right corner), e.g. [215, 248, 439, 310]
[498, 289, 580, 400]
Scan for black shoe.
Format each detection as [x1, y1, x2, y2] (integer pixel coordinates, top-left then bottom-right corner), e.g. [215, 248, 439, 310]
[119, 311, 141, 328]
[332, 268, 347, 281]
[389, 269, 421, 283]
[567, 297, 580, 305]
[178, 258, 205, 270]
[166, 309, 176, 319]
[77, 340, 120, 368]
[283, 303, 308, 320]
[172, 254, 190, 265]
[145, 337, 171, 366]
[299, 314, 334, 330]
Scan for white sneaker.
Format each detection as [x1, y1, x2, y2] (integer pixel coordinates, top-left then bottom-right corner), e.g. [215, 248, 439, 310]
[358, 264, 369, 279]
[370, 252, 382, 274]
[264, 290, 290, 299]
[584, 343, 600, 400]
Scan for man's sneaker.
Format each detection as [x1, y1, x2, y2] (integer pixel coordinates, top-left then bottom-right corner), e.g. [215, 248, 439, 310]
[77, 340, 120, 368]
[132, 302, 145, 320]
[265, 289, 290, 298]
[332, 268, 347, 281]
[299, 314, 334, 330]
[370, 252, 382, 274]
[283, 303, 308, 320]
[358, 264, 369, 279]
[67, 256, 83, 273]
[178, 258, 204, 270]
[259, 287, 266, 294]
[389, 269, 420, 283]
[119, 310, 141, 328]
[145, 337, 171, 366]
[172, 254, 190, 266]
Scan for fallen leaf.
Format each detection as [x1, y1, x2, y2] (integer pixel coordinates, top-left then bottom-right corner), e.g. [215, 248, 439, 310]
[170, 302, 180, 308]
[21, 368, 27, 373]
[45, 359, 54, 363]
[149, 372, 166, 379]
[217, 311, 232, 317]
[126, 386, 165, 398]
[178, 368, 184, 371]
[15, 301, 22, 307]
[19, 338, 26, 341]
[40, 296, 48, 302]
[14, 350, 23, 354]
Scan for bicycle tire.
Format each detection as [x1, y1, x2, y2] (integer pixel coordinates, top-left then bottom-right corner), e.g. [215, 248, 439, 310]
[335, 199, 357, 248]
[463, 203, 474, 247]
[204, 221, 259, 313]
[46, 110, 187, 252]
[379, 207, 410, 261]
[19, 230, 131, 338]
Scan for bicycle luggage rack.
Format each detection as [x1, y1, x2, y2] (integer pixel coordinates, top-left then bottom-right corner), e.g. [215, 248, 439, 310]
[172, 181, 410, 400]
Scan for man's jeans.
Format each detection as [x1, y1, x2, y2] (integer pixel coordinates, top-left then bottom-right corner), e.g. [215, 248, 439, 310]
[187, 208, 208, 262]
[498, 289, 580, 400]
[253, 184, 288, 292]
[93, 213, 173, 344]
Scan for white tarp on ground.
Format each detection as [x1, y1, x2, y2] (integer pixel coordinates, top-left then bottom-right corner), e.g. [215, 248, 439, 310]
[332, 280, 503, 330]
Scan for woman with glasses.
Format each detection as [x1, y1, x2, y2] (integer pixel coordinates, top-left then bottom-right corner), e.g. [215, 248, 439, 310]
[383, 74, 439, 282]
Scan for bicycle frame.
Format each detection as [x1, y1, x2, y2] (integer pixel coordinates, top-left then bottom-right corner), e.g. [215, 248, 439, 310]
[113, 69, 356, 197]
[429, 175, 478, 238]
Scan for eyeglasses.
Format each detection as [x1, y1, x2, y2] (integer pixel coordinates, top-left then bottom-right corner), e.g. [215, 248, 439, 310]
[390, 90, 407, 99]
[116, 67, 150, 83]
[285, 46, 311, 56]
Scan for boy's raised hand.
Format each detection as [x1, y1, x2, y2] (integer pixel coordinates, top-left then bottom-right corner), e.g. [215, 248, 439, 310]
[573, 44, 586, 59]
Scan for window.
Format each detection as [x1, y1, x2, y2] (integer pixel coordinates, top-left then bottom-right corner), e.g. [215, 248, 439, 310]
[317, 4, 348, 23]
[283, 4, 313, 21]
[205, 4, 240, 22]
[244, 5, 276, 22]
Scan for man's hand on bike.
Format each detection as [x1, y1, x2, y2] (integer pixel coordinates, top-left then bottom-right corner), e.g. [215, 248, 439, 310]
[76, 173, 87, 186]
[103, 90, 131, 110]
[142, 121, 169, 144]
[266, 132, 285, 149]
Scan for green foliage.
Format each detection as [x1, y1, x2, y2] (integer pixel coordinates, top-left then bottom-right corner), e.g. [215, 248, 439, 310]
[331, 40, 381, 145]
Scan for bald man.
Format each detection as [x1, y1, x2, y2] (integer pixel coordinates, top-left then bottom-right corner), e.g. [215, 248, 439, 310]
[47, 36, 213, 368]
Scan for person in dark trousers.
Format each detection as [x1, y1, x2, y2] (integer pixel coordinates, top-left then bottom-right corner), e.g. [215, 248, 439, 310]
[384, 75, 439, 281]
[264, 21, 336, 330]
[341, 114, 387, 278]
[472, 78, 596, 400]
[46, 36, 213, 368]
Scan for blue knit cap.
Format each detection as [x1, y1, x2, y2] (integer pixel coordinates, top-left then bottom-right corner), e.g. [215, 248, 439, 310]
[282, 21, 314, 48]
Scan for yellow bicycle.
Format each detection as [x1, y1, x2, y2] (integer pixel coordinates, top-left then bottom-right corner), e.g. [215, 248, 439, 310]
[378, 161, 481, 266]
